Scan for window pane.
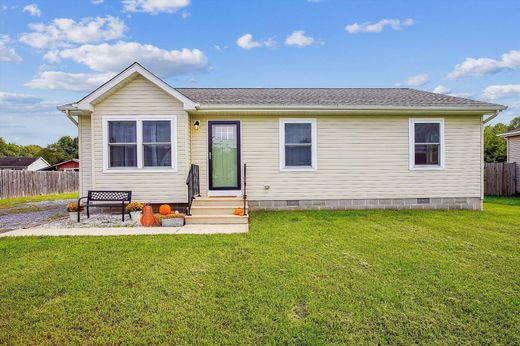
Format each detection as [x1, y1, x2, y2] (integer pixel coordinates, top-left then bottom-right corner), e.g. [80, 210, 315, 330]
[143, 121, 171, 143]
[143, 144, 172, 167]
[109, 121, 136, 143]
[285, 123, 311, 144]
[285, 145, 312, 166]
[415, 123, 440, 143]
[109, 145, 137, 167]
[415, 144, 439, 165]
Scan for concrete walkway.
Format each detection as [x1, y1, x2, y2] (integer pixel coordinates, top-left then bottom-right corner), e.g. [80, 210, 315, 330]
[0, 224, 248, 237]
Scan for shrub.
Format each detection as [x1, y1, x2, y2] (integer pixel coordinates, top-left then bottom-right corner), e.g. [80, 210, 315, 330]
[126, 202, 144, 212]
[66, 202, 84, 212]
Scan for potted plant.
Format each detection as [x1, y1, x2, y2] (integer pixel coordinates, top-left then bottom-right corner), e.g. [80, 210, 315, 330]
[66, 202, 84, 221]
[160, 212, 185, 227]
[126, 202, 145, 221]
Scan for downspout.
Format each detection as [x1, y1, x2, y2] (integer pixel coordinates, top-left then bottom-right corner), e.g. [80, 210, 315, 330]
[65, 110, 79, 126]
[483, 110, 500, 124]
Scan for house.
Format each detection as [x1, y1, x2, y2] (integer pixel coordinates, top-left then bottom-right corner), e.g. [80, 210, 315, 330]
[0, 157, 50, 171]
[58, 62, 506, 221]
[498, 127, 520, 162]
[42, 159, 80, 172]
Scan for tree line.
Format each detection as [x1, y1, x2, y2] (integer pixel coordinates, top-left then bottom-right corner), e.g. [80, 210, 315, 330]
[0, 136, 78, 165]
[484, 116, 520, 163]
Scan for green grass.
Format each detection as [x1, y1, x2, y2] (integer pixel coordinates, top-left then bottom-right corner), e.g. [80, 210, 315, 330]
[1, 202, 519, 344]
[0, 192, 78, 209]
[485, 195, 520, 206]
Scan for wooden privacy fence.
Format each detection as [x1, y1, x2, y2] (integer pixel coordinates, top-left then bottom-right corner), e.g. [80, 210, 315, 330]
[484, 162, 519, 196]
[0, 170, 79, 199]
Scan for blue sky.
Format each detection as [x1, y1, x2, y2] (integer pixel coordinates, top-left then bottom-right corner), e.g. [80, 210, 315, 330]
[0, 0, 519, 145]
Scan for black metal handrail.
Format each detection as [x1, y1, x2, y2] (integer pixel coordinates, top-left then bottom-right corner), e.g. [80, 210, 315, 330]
[243, 163, 247, 216]
[186, 164, 200, 215]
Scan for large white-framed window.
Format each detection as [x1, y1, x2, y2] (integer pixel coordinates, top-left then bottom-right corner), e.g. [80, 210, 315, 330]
[102, 115, 177, 172]
[279, 118, 317, 171]
[409, 118, 444, 170]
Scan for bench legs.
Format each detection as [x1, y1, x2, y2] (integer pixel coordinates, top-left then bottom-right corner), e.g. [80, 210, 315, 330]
[121, 202, 125, 222]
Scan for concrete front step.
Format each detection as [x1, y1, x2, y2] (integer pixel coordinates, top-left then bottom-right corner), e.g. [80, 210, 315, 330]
[190, 205, 243, 216]
[192, 197, 245, 207]
[185, 214, 249, 225]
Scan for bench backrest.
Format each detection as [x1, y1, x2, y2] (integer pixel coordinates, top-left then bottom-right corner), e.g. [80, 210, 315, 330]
[87, 190, 132, 202]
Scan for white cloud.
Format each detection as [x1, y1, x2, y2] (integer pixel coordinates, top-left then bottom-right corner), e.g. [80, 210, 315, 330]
[236, 34, 261, 50]
[345, 18, 414, 34]
[0, 91, 56, 112]
[181, 10, 190, 19]
[307, 0, 322, 2]
[214, 44, 227, 52]
[482, 84, 520, 100]
[285, 30, 319, 47]
[0, 35, 22, 63]
[92, 0, 104, 4]
[25, 71, 115, 92]
[20, 16, 126, 49]
[236, 34, 276, 50]
[23, 4, 42, 17]
[447, 50, 520, 79]
[432, 85, 451, 94]
[122, 0, 190, 14]
[405, 73, 429, 86]
[44, 41, 208, 77]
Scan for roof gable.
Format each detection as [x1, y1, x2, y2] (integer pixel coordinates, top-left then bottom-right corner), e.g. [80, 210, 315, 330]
[75, 62, 196, 111]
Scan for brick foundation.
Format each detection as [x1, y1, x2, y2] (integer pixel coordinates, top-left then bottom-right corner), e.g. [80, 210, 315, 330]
[248, 197, 482, 211]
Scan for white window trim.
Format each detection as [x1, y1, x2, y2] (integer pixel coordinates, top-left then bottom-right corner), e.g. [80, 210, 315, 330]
[409, 118, 445, 170]
[279, 118, 317, 171]
[102, 115, 177, 173]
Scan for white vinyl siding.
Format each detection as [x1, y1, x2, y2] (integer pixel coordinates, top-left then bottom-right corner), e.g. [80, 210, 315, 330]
[506, 136, 520, 163]
[190, 114, 482, 200]
[78, 115, 92, 196]
[89, 75, 190, 203]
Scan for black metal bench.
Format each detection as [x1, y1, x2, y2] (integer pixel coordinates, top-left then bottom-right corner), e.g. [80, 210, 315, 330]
[77, 190, 132, 222]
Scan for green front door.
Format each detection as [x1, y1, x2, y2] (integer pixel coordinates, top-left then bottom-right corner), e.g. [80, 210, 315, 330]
[209, 121, 241, 190]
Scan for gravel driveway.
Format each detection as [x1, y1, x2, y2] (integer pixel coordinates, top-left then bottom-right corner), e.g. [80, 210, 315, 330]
[0, 199, 75, 232]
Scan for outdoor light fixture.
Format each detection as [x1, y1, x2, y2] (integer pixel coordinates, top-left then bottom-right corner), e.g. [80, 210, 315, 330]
[193, 120, 200, 130]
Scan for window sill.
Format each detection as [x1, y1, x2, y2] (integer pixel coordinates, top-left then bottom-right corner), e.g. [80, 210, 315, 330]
[280, 166, 317, 172]
[409, 165, 444, 171]
[103, 167, 178, 173]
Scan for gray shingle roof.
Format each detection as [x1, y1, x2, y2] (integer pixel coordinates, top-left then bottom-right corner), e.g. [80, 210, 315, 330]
[175, 88, 504, 109]
[0, 157, 39, 168]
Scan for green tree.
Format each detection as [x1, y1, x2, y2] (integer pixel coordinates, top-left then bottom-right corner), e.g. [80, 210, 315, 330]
[484, 123, 508, 162]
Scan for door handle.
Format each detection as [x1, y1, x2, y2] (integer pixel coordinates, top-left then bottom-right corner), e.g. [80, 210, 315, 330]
[209, 152, 212, 160]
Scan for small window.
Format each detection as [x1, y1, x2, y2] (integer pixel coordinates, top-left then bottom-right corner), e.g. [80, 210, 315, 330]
[280, 119, 317, 170]
[108, 121, 137, 167]
[409, 119, 444, 169]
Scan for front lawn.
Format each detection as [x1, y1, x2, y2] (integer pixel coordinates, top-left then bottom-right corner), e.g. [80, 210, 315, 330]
[0, 201, 519, 344]
[0, 192, 79, 209]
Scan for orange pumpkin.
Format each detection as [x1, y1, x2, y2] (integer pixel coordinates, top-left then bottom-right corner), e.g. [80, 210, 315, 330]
[234, 208, 244, 216]
[159, 204, 171, 215]
[140, 205, 155, 227]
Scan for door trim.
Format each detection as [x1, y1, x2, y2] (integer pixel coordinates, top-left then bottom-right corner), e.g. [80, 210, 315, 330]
[208, 120, 241, 191]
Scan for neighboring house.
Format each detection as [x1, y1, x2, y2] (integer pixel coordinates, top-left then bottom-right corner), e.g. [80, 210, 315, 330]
[42, 159, 80, 172]
[58, 62, 506, 215]
[0, 157, 50, 171]
[498, 128, 520, 162]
